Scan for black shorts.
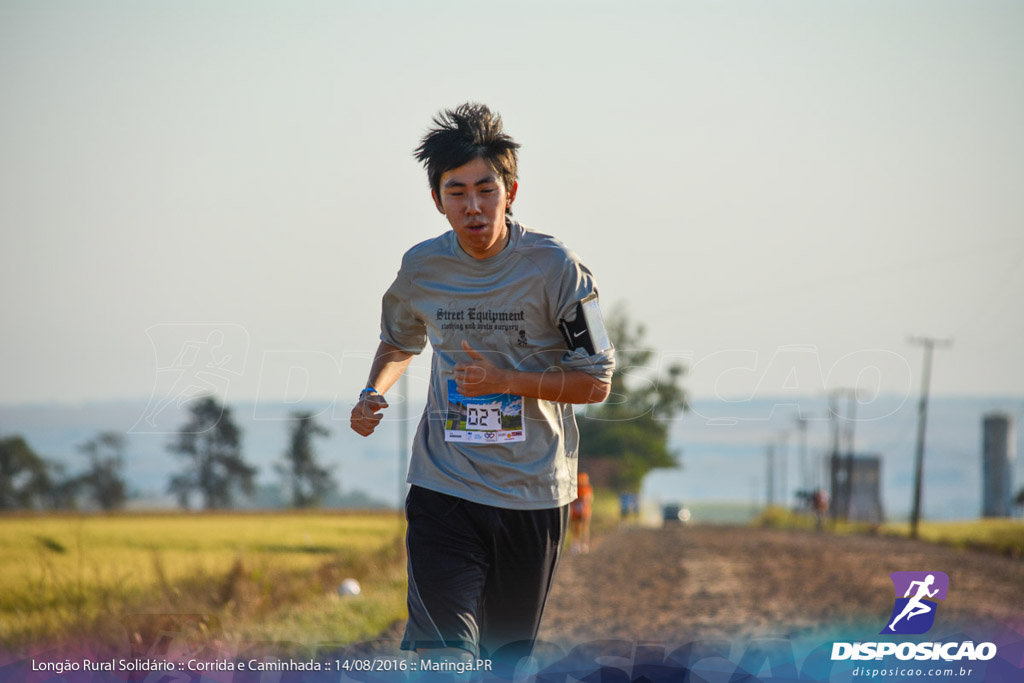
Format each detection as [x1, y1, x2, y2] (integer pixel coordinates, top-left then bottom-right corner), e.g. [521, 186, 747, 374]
[401, 486, 568, 662]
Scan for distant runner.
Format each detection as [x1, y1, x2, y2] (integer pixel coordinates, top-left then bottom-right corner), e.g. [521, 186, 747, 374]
[569, 472, 595, 554]
[812, 488, 829, 531]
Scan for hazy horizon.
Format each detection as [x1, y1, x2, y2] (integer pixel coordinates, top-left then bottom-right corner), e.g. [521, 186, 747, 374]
[3, 393, 1020, 521]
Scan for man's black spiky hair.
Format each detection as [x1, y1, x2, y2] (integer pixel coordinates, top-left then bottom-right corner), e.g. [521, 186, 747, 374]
[414, 103, 520, 214]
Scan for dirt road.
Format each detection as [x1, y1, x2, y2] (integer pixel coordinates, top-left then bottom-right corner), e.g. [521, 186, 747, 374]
[538, 524, 1024, 647]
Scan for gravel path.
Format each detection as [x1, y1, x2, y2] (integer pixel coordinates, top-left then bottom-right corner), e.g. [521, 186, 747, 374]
[537, 524, 1024, 647]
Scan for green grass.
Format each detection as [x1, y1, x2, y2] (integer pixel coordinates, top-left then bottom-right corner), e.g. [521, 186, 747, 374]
[589, 487, 623, 534]
[880, 518, 1024, 558]
[687, 501, 760, 525]
[752, 508, 1024, 557]
[0, 511, 407, 652]
[754, 506, 821, 531]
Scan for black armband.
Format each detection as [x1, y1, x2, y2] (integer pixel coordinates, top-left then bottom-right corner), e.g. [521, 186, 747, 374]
[558, 293, 611, 356]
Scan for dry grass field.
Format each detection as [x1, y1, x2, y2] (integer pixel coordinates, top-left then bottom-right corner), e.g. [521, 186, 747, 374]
[0, 511, 407, 654]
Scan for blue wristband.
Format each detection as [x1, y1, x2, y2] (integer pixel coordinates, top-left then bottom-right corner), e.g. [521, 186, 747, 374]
[359, 386, 381, 400]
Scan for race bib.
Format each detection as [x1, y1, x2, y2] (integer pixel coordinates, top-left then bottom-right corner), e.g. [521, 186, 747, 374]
[444, 379, 525, 444]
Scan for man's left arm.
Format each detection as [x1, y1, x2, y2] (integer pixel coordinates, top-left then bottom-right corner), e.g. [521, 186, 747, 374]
[454, 340, 610, 404]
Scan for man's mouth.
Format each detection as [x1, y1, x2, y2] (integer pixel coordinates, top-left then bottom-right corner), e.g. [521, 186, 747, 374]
[466, 223, 487, 232]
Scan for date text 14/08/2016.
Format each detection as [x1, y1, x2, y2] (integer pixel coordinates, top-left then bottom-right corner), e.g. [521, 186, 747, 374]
[339, 658, 493, 674]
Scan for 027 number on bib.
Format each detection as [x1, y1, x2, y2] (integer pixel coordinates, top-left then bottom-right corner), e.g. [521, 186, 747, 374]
[444, 379, 525, 444]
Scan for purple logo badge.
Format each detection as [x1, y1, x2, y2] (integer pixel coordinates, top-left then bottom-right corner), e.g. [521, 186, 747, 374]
[881, 571, 949, 635]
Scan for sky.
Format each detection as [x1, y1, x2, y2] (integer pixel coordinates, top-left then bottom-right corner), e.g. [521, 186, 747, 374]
[2, 0, 1023, 412]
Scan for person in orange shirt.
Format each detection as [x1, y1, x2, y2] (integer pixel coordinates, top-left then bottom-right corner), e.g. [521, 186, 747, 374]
[569, 472, 594, 554]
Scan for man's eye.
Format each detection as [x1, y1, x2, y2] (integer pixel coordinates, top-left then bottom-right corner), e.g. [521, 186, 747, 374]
[448, 192, 464, 197]
[481, 189, 494, 194]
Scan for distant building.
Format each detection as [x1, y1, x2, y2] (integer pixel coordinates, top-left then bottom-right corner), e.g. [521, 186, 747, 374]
[830, 454, 885, 523]
[982, 413, 1015, 518]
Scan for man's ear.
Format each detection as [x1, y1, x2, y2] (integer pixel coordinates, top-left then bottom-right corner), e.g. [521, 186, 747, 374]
[507, 181, 518, 208]
[431, 189, 445, 214]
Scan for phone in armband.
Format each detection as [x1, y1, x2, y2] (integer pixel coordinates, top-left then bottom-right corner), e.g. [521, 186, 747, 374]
[558, 293, 612, 356]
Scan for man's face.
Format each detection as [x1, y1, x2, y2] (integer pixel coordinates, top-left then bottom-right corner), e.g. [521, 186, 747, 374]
[432, 156, 518, 260]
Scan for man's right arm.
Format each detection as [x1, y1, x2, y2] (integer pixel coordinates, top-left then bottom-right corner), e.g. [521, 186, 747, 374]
[349, 341, 414, 437]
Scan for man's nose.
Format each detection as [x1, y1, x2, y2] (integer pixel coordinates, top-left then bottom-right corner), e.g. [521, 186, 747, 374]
[466, 193, 482, 213]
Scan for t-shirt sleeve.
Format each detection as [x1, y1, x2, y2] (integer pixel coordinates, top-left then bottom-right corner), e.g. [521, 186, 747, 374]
[554, 260, 616, 383]
[379, 271, 428, 354]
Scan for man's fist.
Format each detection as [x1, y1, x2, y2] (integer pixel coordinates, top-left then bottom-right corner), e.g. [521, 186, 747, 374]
[454, 339, 510, 397]
[350, 393, 389, 437]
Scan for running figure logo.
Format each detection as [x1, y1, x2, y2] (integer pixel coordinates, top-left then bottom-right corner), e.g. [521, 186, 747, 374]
[882, 571, 949, 635]
[130, 324, 249, 434]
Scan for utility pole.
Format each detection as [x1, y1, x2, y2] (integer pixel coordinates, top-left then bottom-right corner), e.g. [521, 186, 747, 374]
[844, 391, 858, 457]
[766, 444, 775, 508]
[795, 416, 809, 494]
[830, 388, 859, 457]
[778, 431, 790, 508]
[828, 388, 859, 520]
[829, 394, 841, 520]
[909, 335, 953, 539]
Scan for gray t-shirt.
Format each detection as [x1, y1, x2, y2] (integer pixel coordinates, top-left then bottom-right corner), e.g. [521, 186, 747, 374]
[380, 220, 615, 509]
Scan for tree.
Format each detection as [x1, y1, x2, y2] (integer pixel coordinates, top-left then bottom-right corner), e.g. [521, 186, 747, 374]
[46, 462, 81, 510]
[576, 304, 689, 491]
[1015, 486, 1024, 519]
[167, 396, 256, 509]
[276, 411, 336, 508]
[0, 436, 58, 510]
[78, 431, 128, 511]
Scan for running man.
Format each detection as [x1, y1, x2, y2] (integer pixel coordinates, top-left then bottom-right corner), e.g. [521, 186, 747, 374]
[350, 103, 615, 670]
[888, 574, 939, 631]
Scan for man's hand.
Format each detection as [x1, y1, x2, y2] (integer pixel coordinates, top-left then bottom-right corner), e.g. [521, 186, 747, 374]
[454, 340, 510, 397]
[453, 339, 610, 404]
[350, 393, 389, 437]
